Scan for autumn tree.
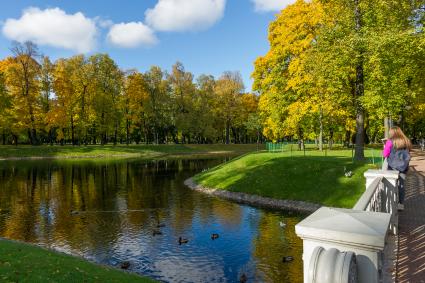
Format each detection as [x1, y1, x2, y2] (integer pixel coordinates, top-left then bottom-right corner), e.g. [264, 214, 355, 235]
[253, 0, 326, 145]
[239, 93, 260, 144]
[254, 0, 424, 151]
[144, 66, 171, 144]
[193, 74, 218, 143]
[8, 41, 42, 145]
[215, 71, 244, 144]
[319, 0, 423, 158]
[40, 56, 54, 143]
[168, 62, 196, 143]
[51, 58, 78, 144]
[0, 59, 12, 144]
[69, 55, 95, 145]
[123, 70, 150, 144]
[89, 54, 123, 145]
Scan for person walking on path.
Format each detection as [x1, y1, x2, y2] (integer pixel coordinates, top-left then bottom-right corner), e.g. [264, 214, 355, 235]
[382, 126, 412, 210]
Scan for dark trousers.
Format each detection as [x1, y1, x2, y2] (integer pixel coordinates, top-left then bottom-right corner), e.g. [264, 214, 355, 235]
[388, 165, 407, 204]
[399, 172, 406, 204]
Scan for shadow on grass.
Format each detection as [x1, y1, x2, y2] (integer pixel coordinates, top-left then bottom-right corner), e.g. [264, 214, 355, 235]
[196, 154, 376, 208]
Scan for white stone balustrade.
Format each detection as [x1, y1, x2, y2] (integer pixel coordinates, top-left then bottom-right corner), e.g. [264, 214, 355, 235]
[295, 169, 400, 283]
[361, 170, 399, 235]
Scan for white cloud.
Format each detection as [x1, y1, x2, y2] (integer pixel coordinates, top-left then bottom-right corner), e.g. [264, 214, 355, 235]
[251, 0, 295, 12]
[2, 7, 97, 53]
[107, 22, 158, 48]
[145, 0, 226, 32]
[94, 17, 114, 29]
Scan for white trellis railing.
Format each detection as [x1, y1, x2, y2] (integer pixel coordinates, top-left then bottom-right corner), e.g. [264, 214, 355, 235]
[354, 172, 398, 235]
[296, 169, 399, 283]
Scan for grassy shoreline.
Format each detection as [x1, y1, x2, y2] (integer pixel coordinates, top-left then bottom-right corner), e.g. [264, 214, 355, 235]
[0, 238, 155, 283]
[194, 150, 380, 208]
[0, 144, 264, 160]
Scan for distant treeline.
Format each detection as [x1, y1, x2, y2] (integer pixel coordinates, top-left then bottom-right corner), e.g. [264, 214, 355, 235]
[0, 42, 262, 145]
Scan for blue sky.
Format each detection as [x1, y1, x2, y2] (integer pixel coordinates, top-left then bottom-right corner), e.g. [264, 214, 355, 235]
[0, 0, 295, 91]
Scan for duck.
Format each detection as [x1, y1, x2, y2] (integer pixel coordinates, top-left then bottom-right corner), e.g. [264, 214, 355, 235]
[282, 256, 294, 263]
[240, 273, 248, 283]
[153, 229, 162, 236]
[156, 223, 165, 228]
[279, 221, 286, 228]
[344, 166, 353, 178]
[120, 261, 131, 269]
[211, 233, 219, 240]
[70, 210, 79, 215]
[178, 237, 189, 245]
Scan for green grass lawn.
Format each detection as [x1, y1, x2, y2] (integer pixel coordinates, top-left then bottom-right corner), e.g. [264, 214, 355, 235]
[194, 150, 381, 208]
[0, 239, 155, 283]
[0, 144, 264, 159]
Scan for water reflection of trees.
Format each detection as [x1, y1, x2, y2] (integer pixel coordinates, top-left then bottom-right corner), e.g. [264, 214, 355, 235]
[252, 213, 303, 283]
[0, 159, 303, 282]
[0, 159, 234, 251]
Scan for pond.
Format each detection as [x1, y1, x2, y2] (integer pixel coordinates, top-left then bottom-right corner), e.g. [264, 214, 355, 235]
[0, 157, 303, 283]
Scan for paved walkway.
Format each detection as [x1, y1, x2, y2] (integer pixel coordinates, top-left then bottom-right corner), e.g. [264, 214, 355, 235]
[397, 149, 425, 282]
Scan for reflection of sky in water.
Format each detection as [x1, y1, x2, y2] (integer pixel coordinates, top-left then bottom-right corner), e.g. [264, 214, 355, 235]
[0, 159, 304, 283]
[75, 206, 262, 282]
[154, 255, 226, 283]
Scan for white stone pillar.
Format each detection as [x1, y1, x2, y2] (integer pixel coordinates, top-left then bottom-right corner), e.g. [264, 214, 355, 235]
[364, 169, 398, 190]
[295, 207, 391, 283]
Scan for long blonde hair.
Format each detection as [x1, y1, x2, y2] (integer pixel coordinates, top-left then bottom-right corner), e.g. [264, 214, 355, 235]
[389, 126, 412, 151]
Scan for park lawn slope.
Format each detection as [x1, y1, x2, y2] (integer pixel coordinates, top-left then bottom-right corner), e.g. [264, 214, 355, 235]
[0, 239, 155, 283]
[194, 151, 377, 208]
[0, 144, 263, 160]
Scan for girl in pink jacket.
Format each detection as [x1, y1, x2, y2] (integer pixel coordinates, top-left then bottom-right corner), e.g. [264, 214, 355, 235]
[382, 126, 411, 210]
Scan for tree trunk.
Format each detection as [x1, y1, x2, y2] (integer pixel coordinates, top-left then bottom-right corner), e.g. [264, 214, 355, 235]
[49, 128, 53, 146]
[12, 134, 18, 146]
[329, 128, 334, 150]
[344, 131, 350, 147]
[27, 129, 32, 145]
[71, 120, 75, 145]
[354, 0, 365, 161]
[384, 117, 390, 139]
[114, 121, 118, 145]
[71, 115, 75, 146]
[354, 60, 365, 160]
[231, 127, 237, 144]
[298, 128, 304, 150]
[319, 107, 323, 151]
[126, 119, 130, 145]
[225, 120, 230, 144]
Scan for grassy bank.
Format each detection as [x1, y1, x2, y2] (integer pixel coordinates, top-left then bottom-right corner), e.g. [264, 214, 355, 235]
[0, 144, 263, 160]
[194, 150, 380, 208]
[0, 239, 155, 283]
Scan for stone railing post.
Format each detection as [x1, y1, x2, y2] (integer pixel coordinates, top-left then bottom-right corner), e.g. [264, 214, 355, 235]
[364, 170, 398, 191]
[295, 207, 391, 283]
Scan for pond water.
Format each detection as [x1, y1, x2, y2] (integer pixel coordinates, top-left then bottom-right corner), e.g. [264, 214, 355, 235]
[0, 157, 303, 283]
